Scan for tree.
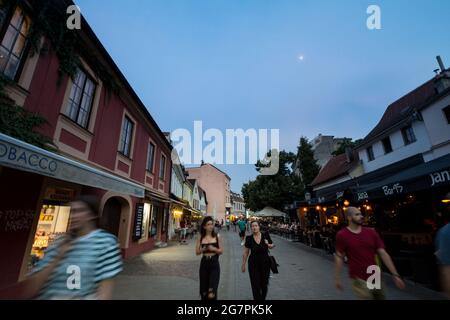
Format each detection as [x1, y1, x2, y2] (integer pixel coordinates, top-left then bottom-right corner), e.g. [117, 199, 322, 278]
[296, 137, 320, 186]
[242, 150, 304, 212]
[332, 138, 363, 156]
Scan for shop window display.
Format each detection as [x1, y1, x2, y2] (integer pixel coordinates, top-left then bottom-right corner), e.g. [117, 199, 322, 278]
[29, 204, 71, 269]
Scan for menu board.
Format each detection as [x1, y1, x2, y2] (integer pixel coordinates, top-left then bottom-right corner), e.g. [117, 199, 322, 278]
[133, 203, 144, 240]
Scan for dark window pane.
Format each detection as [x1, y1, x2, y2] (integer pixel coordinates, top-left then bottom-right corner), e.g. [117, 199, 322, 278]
[147, 143, 155, 171]
[64, 68, 96, 128]
[1, 26, 17, 50]
[444, 106, 450, 124]
[4, 54, 19, 78]
[0, 7, 30, 79]
[382, 137, 393, 154]
[366, 146, 374, 161]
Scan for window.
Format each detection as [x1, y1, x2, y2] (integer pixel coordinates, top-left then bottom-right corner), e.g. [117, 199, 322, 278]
[401, 126, 416, 145]
[119, 116, 134, 157]
[444, 105, 450, 124]
[146, 142, 155, 172]
[159, 154, 166, 180]
[65, 68, 96, 128]
[0, 6, 31, 79]
[382, 137, 393, 154]
[366, 146, 375, 162]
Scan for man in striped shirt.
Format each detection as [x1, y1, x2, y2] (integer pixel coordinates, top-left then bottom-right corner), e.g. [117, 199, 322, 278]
[23, 196, 123, 300]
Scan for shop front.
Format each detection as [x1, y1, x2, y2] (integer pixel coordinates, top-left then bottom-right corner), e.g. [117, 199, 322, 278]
[350, 154, 450, 289]
[0, 133, 145, 294]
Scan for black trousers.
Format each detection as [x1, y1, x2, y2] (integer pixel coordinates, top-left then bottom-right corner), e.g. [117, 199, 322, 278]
[248, 255, 271, 300]
[199, 255, 220, 300]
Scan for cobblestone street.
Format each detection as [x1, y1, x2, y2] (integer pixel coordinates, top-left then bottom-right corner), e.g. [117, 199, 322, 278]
[113, 230, 445, 300]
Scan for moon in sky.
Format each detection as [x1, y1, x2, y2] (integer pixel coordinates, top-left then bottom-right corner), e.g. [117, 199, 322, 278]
[298, 55, 304, 61]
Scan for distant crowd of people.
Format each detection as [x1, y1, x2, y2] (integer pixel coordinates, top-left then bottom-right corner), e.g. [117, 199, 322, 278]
[268, 221, 338, 254]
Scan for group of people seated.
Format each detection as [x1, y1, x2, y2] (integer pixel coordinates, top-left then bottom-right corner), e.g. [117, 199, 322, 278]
[269, 221, 338, 254]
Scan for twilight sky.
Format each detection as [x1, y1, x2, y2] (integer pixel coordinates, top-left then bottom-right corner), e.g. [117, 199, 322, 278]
[75, 0, 450, 193]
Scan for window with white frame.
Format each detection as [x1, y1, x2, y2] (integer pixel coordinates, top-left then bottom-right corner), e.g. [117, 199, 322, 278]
[366, 146, 375, 161]
[146, 142, 155, 172]
[401, 126, 416, 145]
[119, 116, 134, 157]
[65, 67, 96, 128]
[159, 154, 166, 180]
[0, 6, 31, 80]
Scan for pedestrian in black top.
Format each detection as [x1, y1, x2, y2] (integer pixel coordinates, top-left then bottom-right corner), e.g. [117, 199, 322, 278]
[195, 216, 223, 300]
[241, 220, 275, 300]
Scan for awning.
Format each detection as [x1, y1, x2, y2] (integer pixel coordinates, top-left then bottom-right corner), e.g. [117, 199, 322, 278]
[353, 153, 450, 201]
[145, 190, 171, 203]
[0, 133, 144, 197]
[314, 180, 355, 204]
[252, 207, 288, 218]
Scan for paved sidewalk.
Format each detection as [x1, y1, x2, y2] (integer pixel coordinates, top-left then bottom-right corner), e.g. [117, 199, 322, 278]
[112, 230, 446, 300]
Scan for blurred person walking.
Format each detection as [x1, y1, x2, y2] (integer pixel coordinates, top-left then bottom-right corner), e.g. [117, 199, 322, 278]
[335, 207, 405, 300]
[241, 220, 275, 300]
[195, 216, 223, 300]
[237, 217, 247, 246]
[21, 195, 123, 300]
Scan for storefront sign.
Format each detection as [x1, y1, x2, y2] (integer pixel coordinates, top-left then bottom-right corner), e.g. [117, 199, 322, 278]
[382, 183, 403, 196]
[133, 203, 145, 240]
[336, 191, 344, 199]
[44, 188, 76, 202]
[430, 168, 450, 187]
[0, 133, 144, 197]
[357, 192, 369, 201]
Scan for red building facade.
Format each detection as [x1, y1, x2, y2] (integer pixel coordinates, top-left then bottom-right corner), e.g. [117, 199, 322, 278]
[0, 0, 172, 294]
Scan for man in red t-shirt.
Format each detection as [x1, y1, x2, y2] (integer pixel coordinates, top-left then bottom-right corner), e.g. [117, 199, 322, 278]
[335, 207, 405, 299]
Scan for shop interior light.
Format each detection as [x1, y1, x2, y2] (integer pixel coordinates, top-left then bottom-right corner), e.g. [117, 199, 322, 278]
[323, 207, 327, 212]
[316, 206, 321, 211]
[366, 205, 372, 210]
[303, 208, 308, 212]
[343, 200, 350, 206]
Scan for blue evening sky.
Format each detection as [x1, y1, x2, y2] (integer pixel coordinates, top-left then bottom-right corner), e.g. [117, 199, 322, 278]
[75, 0, 450, 193]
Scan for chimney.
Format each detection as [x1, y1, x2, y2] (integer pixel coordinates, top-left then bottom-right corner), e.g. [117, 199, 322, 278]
[345, 147, 353, 163]
[437, 56, 446, 72]
[434, 56, 450, 94]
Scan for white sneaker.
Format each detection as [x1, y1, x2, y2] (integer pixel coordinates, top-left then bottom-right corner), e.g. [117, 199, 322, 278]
[240, 240, 245, 246]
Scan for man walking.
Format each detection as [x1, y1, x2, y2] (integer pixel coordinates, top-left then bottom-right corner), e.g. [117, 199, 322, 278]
[335, 206, 405, 299]
[237, 217, 247, 246]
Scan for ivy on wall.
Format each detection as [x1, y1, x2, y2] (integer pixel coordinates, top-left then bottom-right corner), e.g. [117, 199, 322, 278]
[0, 0, 121, 151]
[1, 0, 120, 93]
[0, 75, 56, 150]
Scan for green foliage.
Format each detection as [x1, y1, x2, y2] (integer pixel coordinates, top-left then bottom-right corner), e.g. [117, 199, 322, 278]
[0, 75, 55, 150]
[7, 0, 120, 94]
[331, 138, 363, 156]
[242, 151, 304, 212]
[296, 137, 320, 186]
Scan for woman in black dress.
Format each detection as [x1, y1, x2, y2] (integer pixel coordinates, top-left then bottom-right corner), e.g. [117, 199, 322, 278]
[195, 216, 223, 300]
[241, 220, 275, 300]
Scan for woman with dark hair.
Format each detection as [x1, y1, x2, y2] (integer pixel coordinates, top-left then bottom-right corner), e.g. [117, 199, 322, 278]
[241, 220, 275, 300]
[195, 216, 223, 300]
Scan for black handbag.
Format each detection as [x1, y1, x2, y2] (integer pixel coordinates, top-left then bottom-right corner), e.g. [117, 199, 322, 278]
[268, 253, 279, 274]
[263, 232, 279, 274]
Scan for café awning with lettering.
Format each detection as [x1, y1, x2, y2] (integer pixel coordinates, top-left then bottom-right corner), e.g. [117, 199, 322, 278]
[352, 153, 450, 201]
[0, 133, 145, 198]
